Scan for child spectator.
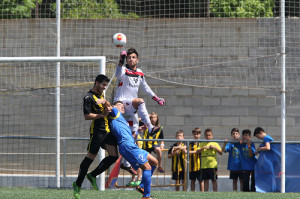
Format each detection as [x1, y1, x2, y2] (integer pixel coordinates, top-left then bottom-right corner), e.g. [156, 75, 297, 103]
[142, 112, 165, 173]
[197, 128, 222, 192]
[254, 127, 274, 153]
[240, 129, 257, 192]
[221, 128, 243, 191]
[188, 128, 204, 192]
[168, 130, 187, 191]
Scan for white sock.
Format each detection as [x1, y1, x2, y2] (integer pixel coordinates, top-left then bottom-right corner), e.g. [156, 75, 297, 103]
[138, 102, 153, 132]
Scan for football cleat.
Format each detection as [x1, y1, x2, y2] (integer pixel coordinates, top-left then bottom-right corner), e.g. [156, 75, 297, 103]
[136, 185, 144, 195]
[86, 173, 99, 190]
[72, 181, 81, 199]
[120, 163, 137, 175]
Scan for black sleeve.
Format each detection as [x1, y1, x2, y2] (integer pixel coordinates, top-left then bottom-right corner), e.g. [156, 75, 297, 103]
[83, 96, 93, 115]
[168, 145, 173, 155]
[158, 129, 164, 139]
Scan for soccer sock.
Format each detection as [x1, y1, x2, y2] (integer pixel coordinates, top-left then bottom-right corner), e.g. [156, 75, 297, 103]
[141, 169, 152, 197]
[139, 166, 156, 189]
[76, 157, 93, 187]
[90, 156, 118, 177]
[151, 165, 157, 176]
[137, 102, 153, 132]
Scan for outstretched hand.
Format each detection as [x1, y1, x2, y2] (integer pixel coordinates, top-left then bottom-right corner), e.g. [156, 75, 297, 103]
[152, 95, 165, 106]
[119, 50, 127, 65]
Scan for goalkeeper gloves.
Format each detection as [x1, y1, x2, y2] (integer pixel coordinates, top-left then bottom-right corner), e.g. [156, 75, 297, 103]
[119, 50, 127, 65]
[152, 95, 165, 106]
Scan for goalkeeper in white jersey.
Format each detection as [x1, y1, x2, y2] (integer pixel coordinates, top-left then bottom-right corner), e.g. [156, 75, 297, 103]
[114, 48, 165, 134]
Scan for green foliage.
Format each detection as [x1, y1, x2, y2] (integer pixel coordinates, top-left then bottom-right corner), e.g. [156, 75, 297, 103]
[51, 0, 139, 19]
[210, 0, 275, 17]
[0, 0, 42, 19]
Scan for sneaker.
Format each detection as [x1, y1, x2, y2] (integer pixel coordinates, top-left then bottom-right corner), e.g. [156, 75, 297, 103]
[120, 164, 137, 175]
[86, 173, 99, 190]
[126, 181, 136, 187]
[134, 180, 141, 186]
[72, 182, 81, 199]
[136, 185, 144, 195]
[158, 167, 164, 173]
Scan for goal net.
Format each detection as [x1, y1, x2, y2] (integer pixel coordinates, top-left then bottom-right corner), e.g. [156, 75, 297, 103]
[1, 0, 300, 190]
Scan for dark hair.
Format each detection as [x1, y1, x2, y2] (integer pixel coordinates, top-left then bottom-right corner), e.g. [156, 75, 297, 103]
[127, 48, 139, 58]
[192, 127, 201, 134]
[176, 129, 184, 136]
[231, 128, 239, 135]
[94, 74, 110, 85]
[254, 127, 265, 136]
[204, 128, 212, 135]
[242, 129, 251, 136]
[139, 121, 144, 127]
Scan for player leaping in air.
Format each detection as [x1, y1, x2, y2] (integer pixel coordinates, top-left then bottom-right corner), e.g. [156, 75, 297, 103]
[114, 48, 165, 134]
[105, 100, 158, 199]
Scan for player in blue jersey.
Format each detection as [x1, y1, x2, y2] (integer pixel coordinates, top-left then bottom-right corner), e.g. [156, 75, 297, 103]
[221, 128, 243, 191]
[254, 127, 274, 153]
[104, 100, 158, 199]
[240, 129, 257, 192]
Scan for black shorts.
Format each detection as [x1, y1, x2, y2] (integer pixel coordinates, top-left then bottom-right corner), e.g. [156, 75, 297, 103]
[87, 131, 117, 154]
[201, 168, 218, 181]
[229, 170, 243, 180]
[172, 171, 185, 181]
[145, 144, 160, 153]
[189, 171, 202, 181]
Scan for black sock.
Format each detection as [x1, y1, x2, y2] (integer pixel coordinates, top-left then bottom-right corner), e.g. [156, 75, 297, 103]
[76, 157, 93, 187]
[90, 156, 118, 177]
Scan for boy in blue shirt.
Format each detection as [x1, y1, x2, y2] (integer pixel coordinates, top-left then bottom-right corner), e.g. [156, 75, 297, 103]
[240, 129, 257, 192]
[222, 128, 243, 191]
[254, 127, 274, 153]
[105, 100, 158, 199]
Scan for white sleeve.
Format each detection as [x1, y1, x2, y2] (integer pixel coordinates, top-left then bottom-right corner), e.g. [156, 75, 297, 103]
[140, 75, 155, 98]
[115, 64, 124, 79]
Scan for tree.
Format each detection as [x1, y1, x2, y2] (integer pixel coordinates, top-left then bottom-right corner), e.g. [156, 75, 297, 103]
[0, 0, 42, 19]
[210, 0, 275, 17]
[51, 0, 139, 19]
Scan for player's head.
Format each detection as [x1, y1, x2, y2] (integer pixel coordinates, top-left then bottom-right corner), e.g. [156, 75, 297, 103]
[94, 74, 110, 85]
[254, 127, 265, 139]
[126, 48, 139, 68]
[103, 100, 112, 112]
[242, 129, 251, 140]
[176, 130, 184, 140]
[204, 128, 213, 140]
[231, 128, 240, 140]
[192, 127, 201, 139]
[113, 101, 125, 114]
[93, 74, 110, 94]
[150, 112, 160, 127]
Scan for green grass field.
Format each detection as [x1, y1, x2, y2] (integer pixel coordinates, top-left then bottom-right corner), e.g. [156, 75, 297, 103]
[1, 188, 300, 199]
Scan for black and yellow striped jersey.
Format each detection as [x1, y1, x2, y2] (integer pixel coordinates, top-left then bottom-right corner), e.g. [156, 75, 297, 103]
[142, 126, 164, 150]
[189, 142, 201, 172]
[83, 89, 110, 134]
[168, 143, 186, 172]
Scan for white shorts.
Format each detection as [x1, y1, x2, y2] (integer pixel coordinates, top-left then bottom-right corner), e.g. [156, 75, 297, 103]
[116, 98, 139, 132]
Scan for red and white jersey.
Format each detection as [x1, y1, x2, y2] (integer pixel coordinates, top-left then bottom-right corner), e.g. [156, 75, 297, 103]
[114, 64, 155, 102]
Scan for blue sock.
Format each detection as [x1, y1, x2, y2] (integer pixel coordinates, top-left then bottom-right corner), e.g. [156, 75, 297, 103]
[151, 165, 157, 176]
[139, 166, 156, 189]
[141, 169, 151, 197]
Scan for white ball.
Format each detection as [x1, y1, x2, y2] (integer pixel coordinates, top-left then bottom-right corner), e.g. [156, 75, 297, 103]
[112, 33, 127, 48]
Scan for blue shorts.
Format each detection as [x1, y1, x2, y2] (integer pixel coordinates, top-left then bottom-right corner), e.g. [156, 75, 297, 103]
[119, 142, 149, 170]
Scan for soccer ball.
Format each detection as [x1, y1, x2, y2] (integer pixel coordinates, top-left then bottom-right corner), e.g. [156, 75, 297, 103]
[112, 33, 127, 48]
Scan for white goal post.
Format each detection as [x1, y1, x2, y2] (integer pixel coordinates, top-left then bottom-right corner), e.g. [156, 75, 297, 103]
[0, 56, 106, 190]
